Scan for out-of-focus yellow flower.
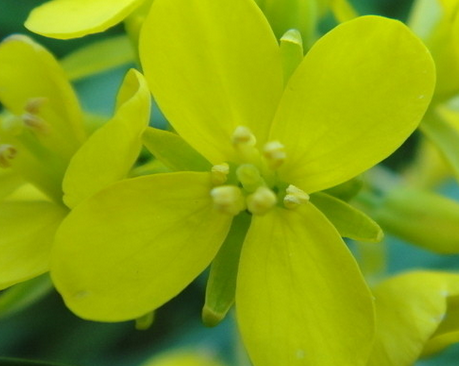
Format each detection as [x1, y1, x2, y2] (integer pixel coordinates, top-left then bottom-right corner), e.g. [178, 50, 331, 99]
[0, 35, 150, 290]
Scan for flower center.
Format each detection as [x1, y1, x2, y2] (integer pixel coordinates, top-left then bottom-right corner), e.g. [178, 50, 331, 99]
[210, 125, 309, 216]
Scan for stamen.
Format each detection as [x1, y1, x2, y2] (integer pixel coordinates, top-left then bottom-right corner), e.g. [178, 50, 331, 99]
[232, 126, 256, 146]
[211, 163, 230, 185]
[231, 126, 260, 165]
[24, 97, 48, 115]
[284, 185, 309, 209]
[23, 113, 49, 134]
[247, 186, 277, 215]
[263, 141, 286, 169]
[236, 164, 264, 193]
[0, 144, 17, 168]
[211, 185, 246, 216]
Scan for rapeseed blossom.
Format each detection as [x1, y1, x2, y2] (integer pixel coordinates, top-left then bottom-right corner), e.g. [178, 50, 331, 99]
[0, 35, 150, 290]
[50, 0, 435, 365]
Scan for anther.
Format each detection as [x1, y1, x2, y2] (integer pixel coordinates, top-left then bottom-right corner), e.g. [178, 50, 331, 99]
[211, 163, 230, 185]
[232, 126, 256, 147]
[263, 141, 286, 169]
[23, 113, 49, 134]
[236, 164, 264, 193]
[247, 186, 277, 215]
[283, 185, 309, 209]
[0, 144, 17, 168]
[24, 97, 48, 115]
[211, 185, 246, 216]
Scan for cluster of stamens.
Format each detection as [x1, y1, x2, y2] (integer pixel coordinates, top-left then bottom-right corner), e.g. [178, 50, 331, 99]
[210, 125, 309, 216]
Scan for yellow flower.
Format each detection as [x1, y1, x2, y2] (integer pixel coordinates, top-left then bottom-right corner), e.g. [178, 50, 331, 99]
[0, 35, 150, 290]
[368, 271, 459, 366]
[50, 0, 435, 365]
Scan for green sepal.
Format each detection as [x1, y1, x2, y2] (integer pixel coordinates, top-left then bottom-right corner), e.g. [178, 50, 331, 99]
[280, 29, 303, 86]
[142, 127, 211, 172]
[0, 274, 52, 320]
[323, 175, 364, 201]
[330, 0, 358, 23]
[373, 186, 459, 254]
[310, 192, 383, 242]
[254, 0, 318, 48]
[61, 35, 135, 81]
[420, 107, 459, 181]
[202, 213, 251, 327]
[135, 311, 155, 330]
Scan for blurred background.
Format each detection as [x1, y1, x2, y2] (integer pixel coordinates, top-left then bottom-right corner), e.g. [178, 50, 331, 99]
[2, 0, 459, 365]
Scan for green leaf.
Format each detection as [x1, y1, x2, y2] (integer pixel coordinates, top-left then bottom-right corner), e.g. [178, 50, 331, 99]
[202, 212, 251, 327]
[142, 127, 211, 172]
[310, 192, 383, 242]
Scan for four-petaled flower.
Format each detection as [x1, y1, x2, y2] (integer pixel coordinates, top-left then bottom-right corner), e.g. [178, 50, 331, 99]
[50, 0, 435, 365]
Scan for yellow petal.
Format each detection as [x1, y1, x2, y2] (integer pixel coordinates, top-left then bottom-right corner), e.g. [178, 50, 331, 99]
[52, 172, 233, 321]
[368, 271, 459, 366]
[423, 294, 459, 357]
[236, 204, 375, 366]
[139, 0, 283, 164]
[0, 200, 66, 290]
[141, 350, 227, 366]
[63, 69, 150, 208]
[0, 168, 24, 201]
[25, 0, 144, 39]
[271, 16, 435, 193]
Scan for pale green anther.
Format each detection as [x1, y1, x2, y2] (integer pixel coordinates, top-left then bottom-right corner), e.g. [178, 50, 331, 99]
[232, 125, 257, 146]
[231, 126, 260, 165]
[211, 163, 230, 186]
[247, 186, 277, 215]
[280, 29, 303, 85]
[263, 140, 286, 169]
[22, 113, 49, 134]
[210, 185, 246, 216]
[236, 164, 264, 193]
[24, 97, 48, 115]
[283, 184, 310, 209]
[0, 144, 17, 168]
